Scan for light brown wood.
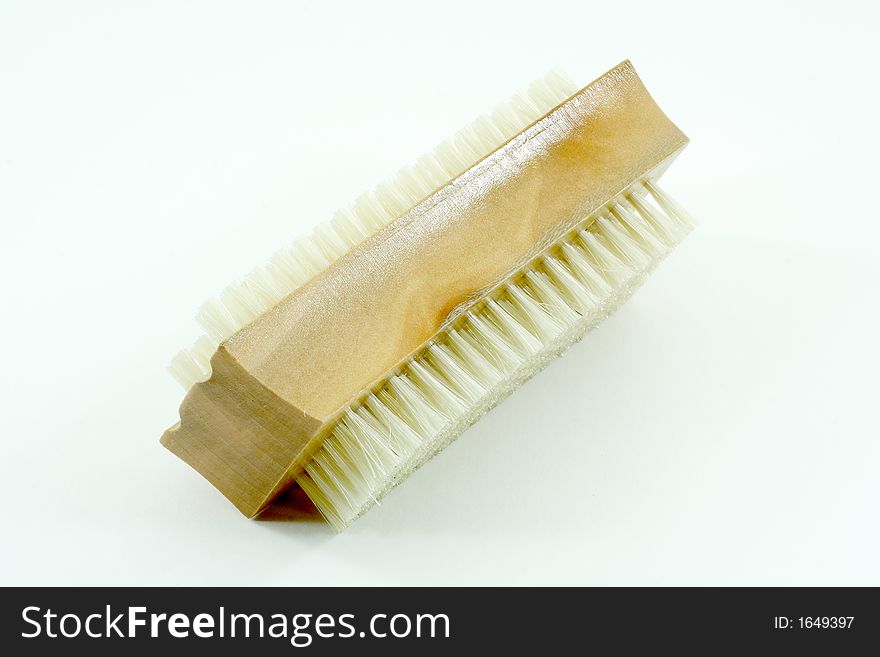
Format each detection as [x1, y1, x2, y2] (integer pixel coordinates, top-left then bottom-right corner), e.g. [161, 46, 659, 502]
[161, 60, 689, 517]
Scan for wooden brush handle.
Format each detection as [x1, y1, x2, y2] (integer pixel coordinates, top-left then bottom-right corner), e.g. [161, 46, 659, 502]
[162, 60, 688, 517]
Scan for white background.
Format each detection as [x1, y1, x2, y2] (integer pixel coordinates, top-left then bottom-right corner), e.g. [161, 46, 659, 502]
[1, 0, 878, 585]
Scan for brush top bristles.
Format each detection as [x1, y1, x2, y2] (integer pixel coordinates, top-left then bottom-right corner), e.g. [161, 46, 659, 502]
[169, 70, 579, 391]
[162, 61, 690, 522]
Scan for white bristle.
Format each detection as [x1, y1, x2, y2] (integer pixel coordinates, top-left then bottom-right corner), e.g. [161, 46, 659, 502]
[577, 228, 635, 289]
[197, 300, 237, 343]
[297, 180, 695, 530]
[170, 70, 581, 389]
[167, 335, 216, 390]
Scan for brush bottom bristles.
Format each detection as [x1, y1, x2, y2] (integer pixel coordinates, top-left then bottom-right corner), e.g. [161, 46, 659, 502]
[294, 180, 694, 530]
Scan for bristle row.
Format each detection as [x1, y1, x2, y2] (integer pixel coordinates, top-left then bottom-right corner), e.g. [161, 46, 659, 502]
[169, 71, 579, 390]
[296, 181, 694, 529]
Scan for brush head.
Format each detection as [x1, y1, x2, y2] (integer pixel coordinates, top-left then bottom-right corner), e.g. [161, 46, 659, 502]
[162, 61, 692, 526]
